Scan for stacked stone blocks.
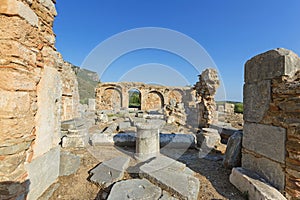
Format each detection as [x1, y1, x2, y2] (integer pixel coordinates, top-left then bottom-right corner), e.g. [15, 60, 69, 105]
[243, 48, 300, 199]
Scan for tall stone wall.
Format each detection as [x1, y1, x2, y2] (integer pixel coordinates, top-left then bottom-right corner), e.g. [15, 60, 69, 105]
[61, 61, 80, 121]
[243, 48, 300, 199]
[0, 0, 65, 199]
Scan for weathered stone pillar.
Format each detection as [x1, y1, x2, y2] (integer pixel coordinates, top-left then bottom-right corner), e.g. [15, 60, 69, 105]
[135, 122, 161, 161]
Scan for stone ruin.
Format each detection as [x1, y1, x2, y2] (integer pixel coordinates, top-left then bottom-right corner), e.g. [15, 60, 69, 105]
[0, 0, 80, 199]
[230, 48, 300, 199]
[96, 69, 220, 129]
[1, 0, 300, 199]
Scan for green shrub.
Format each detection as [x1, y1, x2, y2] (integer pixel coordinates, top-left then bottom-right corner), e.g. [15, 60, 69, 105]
[129, 91, 141, 107]
[234, 103, 244, 113]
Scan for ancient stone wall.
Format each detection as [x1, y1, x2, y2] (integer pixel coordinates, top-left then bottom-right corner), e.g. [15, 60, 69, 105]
[0, 0, 66, 199]
[96, 82, 191, 112]
[243, 48, 300, 199]
[96, 69, 220, 128]
[61, 61, 80, 121]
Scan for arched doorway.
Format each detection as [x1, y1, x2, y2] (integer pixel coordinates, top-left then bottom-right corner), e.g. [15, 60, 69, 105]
[128, 89, 141, 110]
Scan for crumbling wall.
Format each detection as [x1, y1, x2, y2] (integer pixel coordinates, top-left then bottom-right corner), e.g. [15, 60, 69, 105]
[242, 48, 300, 199]
[194, 68, 220, 128]
[61, 61, 80, 121]
[96, 70, 220, 129]
[0, 0, 62, 199]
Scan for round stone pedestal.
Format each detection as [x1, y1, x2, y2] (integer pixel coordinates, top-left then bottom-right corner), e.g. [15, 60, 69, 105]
[134, 122, 161, 161]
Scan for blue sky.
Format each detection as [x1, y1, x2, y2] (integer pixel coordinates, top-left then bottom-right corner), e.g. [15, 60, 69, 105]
[54, 0, 300, 101]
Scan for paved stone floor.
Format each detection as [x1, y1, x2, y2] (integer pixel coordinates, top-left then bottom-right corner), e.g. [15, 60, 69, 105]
[48, 145, 245, 200]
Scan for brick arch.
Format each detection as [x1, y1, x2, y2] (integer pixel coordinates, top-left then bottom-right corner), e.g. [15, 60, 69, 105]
[143, 90, 165, 111]
[100, 86, 123, 110]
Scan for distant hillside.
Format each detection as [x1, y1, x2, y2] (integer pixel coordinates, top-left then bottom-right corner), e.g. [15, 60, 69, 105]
[71, 64, 100, 104]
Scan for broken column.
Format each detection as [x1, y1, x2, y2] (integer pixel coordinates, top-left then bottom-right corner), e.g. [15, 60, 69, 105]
[135, 122, 162, 161]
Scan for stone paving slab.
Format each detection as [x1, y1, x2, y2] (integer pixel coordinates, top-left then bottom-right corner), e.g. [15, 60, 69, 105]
[107, 179, 162, 200]
[139, 156, 199, 200]
[89, 157, 130, 188]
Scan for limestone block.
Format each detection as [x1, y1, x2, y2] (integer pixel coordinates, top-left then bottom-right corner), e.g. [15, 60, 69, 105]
[107, 179, 162, 200]
[242, 152, 285, 190]
[25, 146, 60, 200]
[245, 48, 300, 83]
[34, 66, 61, 158]
[59, 151, 80, 176]
[223, 131, 242, 169]
[230, 167, 286, 200]
[243, 123, 286, 163]
[0, 0, 38, 27]
[196, 128, 221, 149]
[243, 80, 271, 123]
[61, 135, 89, 148]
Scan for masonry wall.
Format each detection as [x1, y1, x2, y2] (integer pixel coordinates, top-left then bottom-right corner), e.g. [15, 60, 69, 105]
[61, 61, 80, 121]
[0, 0, 63, 199]
[96, 68, 220, 128]
[242, 48, 300, 199]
